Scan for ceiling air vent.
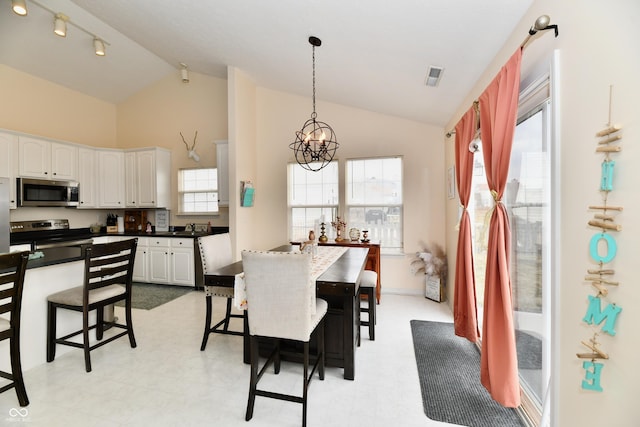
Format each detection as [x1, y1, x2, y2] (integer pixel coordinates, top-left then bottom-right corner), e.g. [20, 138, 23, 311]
[425, 66, 444, 87]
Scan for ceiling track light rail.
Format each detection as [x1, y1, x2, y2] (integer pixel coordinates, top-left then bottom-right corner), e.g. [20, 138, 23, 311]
[11, 0, 111, 56]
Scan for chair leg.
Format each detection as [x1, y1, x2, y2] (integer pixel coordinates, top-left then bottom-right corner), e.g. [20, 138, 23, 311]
[302, 341, 309, 427]
[318, 319, 325, 381]
[368, 290, 376, 341]
[96, 306, 104, 341]
[274, 339, 281, 375]
[223, 298, 233, 332]
[125, 297, 137, 348]
[245, 335, 259, 421]
[200, 295, 213, 351]
[46, 302, 56, 363]
[83, 310, 92, 373]
[10, 336, 29, 406]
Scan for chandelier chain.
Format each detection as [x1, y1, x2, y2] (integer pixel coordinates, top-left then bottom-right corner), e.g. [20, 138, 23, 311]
[312, 44, 316, 118]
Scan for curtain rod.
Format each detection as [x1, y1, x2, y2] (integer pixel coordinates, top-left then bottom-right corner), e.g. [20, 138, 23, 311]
[446, 15, 558, 139]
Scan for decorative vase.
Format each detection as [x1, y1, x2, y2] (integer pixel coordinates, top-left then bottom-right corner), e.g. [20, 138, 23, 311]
[335, 228, 344, 242]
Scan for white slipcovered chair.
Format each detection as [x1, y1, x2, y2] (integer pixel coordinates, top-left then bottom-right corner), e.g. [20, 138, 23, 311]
[197, 233, 243, 351]
[242, 250, 327, 427]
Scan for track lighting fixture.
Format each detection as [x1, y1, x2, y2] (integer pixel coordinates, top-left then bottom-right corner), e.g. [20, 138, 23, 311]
[12, 0, 27, 16]
[93, 38, 105, 56]
[180, 63, 189, 83]
[12, 0, 110, 56]
[54, 13, 68, 37]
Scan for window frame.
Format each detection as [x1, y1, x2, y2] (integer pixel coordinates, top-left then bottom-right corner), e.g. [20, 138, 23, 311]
[178, 167, 219, 215]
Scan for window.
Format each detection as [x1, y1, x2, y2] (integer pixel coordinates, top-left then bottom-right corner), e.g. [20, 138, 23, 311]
[288, 161, 338, 241]
[178, 168, 218, 213]
[346, 157, 403, 252]
[287, 157, 403, 252]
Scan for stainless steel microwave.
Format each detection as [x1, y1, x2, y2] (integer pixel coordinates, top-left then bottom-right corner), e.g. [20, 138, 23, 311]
[17, 178, 79, 207]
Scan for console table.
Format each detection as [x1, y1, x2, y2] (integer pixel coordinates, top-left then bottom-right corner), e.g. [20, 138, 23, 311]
[317, 240, 381, 304]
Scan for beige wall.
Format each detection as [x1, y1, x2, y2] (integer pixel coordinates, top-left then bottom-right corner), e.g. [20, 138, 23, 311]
[117, 70, 229, 228]
[0, 64, 116, 147]
[246, 86, 445, 294]
[444, 0, 639, 425]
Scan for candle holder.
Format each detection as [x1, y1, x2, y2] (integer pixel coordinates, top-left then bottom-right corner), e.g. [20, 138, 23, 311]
[319, 223, 328, 242]
[331, 216, 346, 242]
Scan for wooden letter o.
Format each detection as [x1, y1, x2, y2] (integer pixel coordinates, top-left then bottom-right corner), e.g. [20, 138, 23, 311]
[589, 233, 617, 263]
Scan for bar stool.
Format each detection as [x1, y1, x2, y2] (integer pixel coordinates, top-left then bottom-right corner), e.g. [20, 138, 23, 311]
[357, 270, 377, 345]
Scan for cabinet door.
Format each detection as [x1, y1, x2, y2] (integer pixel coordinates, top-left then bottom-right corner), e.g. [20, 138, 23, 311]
[124, 152, 137, 207]
[77, 147, 97, 208]
[18, 136, 50, 178]
[97, 150, 125, 208]
[170, 239, 195, 286]
[149, 246, 170, 284]
[50, 142, 77, 180]
[136, 150, 157, 207]
[0, 132, 17, 208]
[132, 245, 149, 282]
[215, 141, 229, 206]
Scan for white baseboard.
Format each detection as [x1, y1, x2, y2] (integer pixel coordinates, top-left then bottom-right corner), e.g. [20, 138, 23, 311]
[382, 288, 423, 297]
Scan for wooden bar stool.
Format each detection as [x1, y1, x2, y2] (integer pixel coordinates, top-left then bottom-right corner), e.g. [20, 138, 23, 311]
[357, 270, 377, 346]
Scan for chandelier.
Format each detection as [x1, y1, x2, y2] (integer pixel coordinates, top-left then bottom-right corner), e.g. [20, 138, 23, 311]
[290, 36, 338, 172]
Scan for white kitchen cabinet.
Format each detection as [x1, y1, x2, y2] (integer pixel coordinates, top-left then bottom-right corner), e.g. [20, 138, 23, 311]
[77, 147, 97, 208]
[0, 131, 18, 209]
[132, 237, 149, 282]
[169, 238, 195, 286]
[18, 137, 77, 180]
[215, 140, 229, 207]
[124, 148, 171, 208]
[96, 149, 125, 208]
[146, 237, 194, 287]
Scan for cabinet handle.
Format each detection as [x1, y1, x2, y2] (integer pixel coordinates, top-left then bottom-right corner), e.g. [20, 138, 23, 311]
[44, 171, 48, 175]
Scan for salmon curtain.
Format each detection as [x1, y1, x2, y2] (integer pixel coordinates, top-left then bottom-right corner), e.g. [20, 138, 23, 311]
[453, 106, 480, 342]
[478, 48, 522, 407]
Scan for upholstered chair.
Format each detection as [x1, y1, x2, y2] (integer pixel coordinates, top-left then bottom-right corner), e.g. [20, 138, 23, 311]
[197, 233, 242, 350]
[0, 251, 30, 406]
[357, 270, 377, 345]
[242, 250, 327, 427]
[46, 239, 138, 372]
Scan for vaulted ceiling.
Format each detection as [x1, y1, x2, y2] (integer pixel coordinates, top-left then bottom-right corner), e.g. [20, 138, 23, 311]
[2, 0, 534, 126]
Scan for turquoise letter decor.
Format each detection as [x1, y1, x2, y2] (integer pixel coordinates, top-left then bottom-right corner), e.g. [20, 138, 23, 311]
[582, 295, 622, 336]
[581, 361, 604, 392]
[600, 160, 615, 191]
[589, 232, 617, 263]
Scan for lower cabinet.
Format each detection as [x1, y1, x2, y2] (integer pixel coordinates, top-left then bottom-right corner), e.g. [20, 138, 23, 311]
[147, 237, 195, 287]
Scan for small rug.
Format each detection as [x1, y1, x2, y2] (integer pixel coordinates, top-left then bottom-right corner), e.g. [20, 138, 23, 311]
[410, 320, 525, 427]
[516, 329, 542, 370]
[115, 283, 193, 310]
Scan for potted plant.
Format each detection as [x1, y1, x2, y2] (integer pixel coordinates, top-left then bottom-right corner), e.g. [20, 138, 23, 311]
[410, 243, 447, 302]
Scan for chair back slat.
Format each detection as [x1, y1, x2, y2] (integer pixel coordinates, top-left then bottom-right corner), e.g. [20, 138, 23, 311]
[0, 252, 29, 327]
[198, 233, 232, 274]
[83, 239, 137, 293]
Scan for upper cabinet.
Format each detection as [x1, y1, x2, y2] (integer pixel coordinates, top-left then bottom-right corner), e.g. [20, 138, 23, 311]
[77, 147, 97, 209]
[18, 136, 77, 180]
[0, 131, 18, 209]
[124, 148, 171, 208]
[215, 140, 229, 207]
[96, 149, 125, 208]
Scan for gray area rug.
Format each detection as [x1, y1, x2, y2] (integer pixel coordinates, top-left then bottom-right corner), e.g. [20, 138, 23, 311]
[116, 283, 193, 310]
[410, 320, 525, 427]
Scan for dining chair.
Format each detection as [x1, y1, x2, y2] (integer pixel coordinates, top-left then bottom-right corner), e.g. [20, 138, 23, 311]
[0, 251, 30, 406]
[46, 239, 138, 372]
[197, 233, 243, 351]
[357, 270, 377, 346]
[242, 250, 327, 427]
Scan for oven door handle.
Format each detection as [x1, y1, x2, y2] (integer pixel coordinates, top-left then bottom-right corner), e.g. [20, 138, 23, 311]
[34, 238, 94, 250]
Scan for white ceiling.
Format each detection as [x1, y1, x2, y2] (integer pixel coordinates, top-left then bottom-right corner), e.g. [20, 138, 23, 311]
[2, 0, 534, 127]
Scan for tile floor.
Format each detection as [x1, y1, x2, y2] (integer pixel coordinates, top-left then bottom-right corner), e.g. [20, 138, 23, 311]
[0, 290, 460, 427]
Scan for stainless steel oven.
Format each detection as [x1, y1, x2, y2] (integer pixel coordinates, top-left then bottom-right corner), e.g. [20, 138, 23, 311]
[17, 178, 79, 207]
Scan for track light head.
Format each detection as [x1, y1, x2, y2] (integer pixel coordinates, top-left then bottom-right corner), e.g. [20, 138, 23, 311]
[54, 13, 68, 37]
[94, 38, 105, 56]
[180, 63, 189, 83]
[12, 0, 27, 16]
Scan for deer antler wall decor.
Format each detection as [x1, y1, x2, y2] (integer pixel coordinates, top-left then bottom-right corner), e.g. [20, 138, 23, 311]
[180, 131, 200, 162]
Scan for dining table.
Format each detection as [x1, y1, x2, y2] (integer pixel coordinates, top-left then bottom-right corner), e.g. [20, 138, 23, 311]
[204, 244, 369, 380]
